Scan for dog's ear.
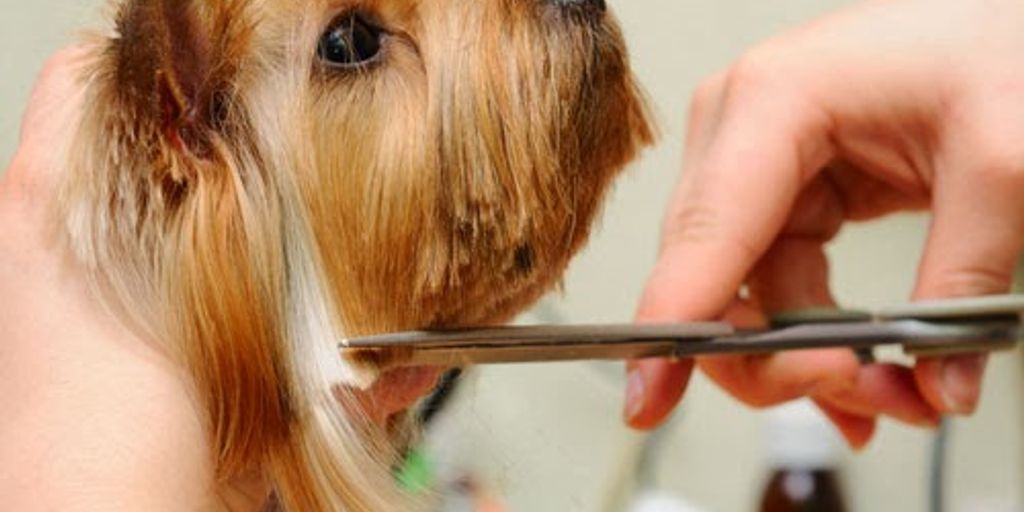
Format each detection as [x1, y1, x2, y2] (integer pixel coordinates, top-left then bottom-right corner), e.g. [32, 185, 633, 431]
[115, 0, 245, 158]
[105, 1, 288, 481]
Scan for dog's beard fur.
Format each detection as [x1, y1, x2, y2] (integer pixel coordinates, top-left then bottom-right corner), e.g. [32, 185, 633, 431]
[59, 0, 651, 509]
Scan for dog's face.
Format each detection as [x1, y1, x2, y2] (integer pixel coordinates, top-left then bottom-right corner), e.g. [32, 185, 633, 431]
[303, 0, 651, 338]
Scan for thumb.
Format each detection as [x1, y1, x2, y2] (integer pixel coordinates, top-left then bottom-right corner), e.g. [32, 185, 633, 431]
[912, 139, 1024, 414]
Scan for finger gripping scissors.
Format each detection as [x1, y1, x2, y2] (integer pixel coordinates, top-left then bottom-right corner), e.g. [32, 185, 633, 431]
[341, 295, 1024, 367]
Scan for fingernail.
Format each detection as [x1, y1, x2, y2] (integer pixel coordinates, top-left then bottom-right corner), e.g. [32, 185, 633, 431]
[624, 370, 645, 422]
[940, 355, 987, 415]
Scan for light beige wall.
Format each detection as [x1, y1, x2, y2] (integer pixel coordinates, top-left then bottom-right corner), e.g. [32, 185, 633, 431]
[3, 2, 1020, 511]
[0, 1, 100, 168]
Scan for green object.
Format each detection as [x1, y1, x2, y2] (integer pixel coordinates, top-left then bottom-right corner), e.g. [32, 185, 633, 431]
[395, 447, 434, 494]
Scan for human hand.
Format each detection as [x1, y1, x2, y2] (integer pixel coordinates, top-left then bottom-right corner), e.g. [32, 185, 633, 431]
[625, 0, 1024, 447]
[1, 47, 234, 510]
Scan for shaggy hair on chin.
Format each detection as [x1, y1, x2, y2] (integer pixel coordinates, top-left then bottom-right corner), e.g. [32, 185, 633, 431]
[59, 0, 652, 509]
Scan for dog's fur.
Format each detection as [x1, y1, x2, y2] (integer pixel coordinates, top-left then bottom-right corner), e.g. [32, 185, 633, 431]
[59, 0, 651, 509]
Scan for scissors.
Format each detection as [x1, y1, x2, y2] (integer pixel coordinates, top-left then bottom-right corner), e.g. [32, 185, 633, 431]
[341, 294, 1024, 367]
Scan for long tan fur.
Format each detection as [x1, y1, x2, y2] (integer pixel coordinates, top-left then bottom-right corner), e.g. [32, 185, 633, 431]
[59, 0, 652, 509]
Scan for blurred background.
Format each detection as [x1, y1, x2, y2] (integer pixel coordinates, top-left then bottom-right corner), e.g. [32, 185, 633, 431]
[3, 1, 1022, 511]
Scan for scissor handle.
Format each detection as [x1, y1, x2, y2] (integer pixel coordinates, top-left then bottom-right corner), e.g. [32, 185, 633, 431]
[768, 295, 1024, 360]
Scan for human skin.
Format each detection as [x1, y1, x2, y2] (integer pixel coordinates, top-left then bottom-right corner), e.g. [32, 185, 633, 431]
[0, 49, 438, 511]
[625, 0, 1024, 447]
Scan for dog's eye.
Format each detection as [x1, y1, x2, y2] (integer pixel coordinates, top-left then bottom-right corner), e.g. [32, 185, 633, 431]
[318, 14, 383, 68]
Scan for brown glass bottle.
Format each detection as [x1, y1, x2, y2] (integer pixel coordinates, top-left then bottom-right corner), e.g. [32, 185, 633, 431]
[759, 401, 849, 512]
[759, 468, 847, 512]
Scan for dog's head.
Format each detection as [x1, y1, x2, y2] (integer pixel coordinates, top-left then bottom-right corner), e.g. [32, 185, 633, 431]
[105, 0, 650, 335]
[64, 0, 650, 508]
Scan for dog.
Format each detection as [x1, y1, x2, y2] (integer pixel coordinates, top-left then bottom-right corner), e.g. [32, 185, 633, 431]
[59, 0, 651, 509]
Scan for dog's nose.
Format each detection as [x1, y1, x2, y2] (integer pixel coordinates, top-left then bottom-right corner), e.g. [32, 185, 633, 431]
[550, 0, 606, 14]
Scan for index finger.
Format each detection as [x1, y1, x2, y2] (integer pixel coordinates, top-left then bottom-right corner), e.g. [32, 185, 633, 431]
[638, 70, 834, 322]
[626, 69, 835, 430]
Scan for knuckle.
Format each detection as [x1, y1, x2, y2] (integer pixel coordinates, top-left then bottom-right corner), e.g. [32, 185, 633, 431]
[699, 356, 793, 409]
[973, 148, 1024, 186]
[690, 72, 726, 112]
[662, 203, 762, 265]
[726, 47, 790, 98]
[923, 264, 1014, 297]
[686, 71, 728, 135]
[954, 93, 1024, 186]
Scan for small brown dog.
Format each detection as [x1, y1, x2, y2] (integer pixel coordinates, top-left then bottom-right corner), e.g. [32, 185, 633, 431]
[60, 0, 651, 509]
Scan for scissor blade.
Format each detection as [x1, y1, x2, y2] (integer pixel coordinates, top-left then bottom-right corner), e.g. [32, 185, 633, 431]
[341, 320, 1021, 367]
[342, 323, 733, 366]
